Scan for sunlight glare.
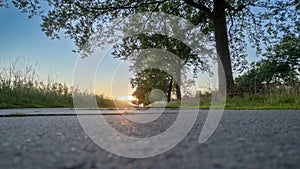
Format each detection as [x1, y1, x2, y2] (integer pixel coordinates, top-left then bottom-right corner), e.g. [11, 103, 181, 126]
[117, 96, 137, 101]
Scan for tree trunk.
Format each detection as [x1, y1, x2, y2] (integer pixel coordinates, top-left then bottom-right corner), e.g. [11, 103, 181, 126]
[175, 83, 181, 100]
[167, 77, 173, 102]
[212, 0, 234, 95]
[175, 70, 182, 100]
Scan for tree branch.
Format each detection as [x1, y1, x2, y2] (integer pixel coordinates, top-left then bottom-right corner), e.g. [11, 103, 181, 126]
[169, 2, 184, 15]
[183, 0, 213, 18]
[75, 0, 167, 13]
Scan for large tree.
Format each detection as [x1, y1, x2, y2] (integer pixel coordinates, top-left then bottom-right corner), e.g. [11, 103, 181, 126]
[131, 69, 172, 104]
[7, 0, 299, 94]
[113, 34, 208, 101]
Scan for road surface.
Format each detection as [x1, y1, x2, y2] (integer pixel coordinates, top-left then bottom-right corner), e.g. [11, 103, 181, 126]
[0, 108, 299, 169]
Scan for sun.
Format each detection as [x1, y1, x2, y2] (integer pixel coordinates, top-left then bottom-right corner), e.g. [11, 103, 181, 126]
[117, 96, 137, 101]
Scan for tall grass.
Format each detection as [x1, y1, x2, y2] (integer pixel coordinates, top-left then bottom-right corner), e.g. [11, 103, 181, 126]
[0, 57, 122, 109]
[226, 93, 300, 109]
[226, 83, 300, 109]
[1, 57, 298, 109]
[165, 86, 300, 110]
[0, 57, 74, 108]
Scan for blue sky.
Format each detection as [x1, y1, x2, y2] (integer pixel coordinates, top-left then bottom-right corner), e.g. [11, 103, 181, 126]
[0, 6, 77, 84]
[0, 6, 134, 97]
[0, 5, 261, 97]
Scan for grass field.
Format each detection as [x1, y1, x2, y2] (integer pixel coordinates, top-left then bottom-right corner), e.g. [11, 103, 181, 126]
[224, 93, 300, 110]
[1, 88, 299, 110]
[165, 93, 300, 110]
[1, 76, 299, 110]
[1, 58, 299, 110]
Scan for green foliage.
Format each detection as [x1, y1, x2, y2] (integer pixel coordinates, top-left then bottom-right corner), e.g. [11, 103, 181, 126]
[8, 0, 299, 93]
[2, 1, 299, 108]
[165, 92, 300, 110]
[0, 57, 72, 108]
[96, 94, 115, 108]
[114, 34, 205, 104]
[131, 69, 172, 104]
[8, 0, 298, 66]
[264, 33, 300, 82]
[225, 93, 300, 110]
[113, 34, 209, 75]
[0, 78, 73, 108]
[235, 32, 300, 94]
[0, 57, 117, 109]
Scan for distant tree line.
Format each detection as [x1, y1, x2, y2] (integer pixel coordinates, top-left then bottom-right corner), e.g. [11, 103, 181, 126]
[235, 31, 300, 95]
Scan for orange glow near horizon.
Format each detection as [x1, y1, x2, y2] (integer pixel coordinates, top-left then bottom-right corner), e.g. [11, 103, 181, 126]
[117, 96, 138, 101]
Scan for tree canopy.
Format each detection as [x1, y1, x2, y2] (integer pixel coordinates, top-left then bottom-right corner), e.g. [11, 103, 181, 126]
[235, 32, 300, 94]
[113, 34, 208, 101]
[5, 0, 300, 94]
[131, 69, 172, 104]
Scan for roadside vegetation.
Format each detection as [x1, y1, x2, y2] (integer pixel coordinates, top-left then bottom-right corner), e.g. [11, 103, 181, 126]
[0, 57, 116, 109]
[174, 92, 299, 110]
[0, 57, 72, 108]
[1, 1, 299, 110]
[152, 33, 300, 110]
[0, 55, 299, 110]
[1, 32, 299, 110]
[227, 33, 300, 110]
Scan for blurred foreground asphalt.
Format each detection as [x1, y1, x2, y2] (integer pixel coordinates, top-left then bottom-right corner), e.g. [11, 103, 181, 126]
[0, 108, 299, 169]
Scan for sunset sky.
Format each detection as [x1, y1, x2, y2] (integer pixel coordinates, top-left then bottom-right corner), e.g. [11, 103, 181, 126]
[0, 5, 135, 97]
[0, 5, 259, 98]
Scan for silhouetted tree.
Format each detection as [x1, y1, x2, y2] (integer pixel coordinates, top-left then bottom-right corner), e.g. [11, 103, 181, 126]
[9, 0, 300, 94]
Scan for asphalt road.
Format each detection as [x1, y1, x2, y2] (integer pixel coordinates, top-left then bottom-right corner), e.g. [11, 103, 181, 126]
[0, 108, 299, 169]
